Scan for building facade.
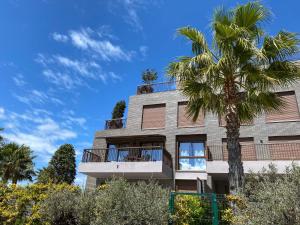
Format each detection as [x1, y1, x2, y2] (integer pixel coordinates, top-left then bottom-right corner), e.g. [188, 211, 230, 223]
[79, 81, 300, 193]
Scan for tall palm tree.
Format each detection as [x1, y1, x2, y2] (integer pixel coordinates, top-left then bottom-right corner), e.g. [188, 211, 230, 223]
[0, 142, 36, 184]
[168, 2, 300, 193]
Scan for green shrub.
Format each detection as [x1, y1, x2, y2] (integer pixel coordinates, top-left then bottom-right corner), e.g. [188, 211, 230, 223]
[173, 195, 211, 225]
[92, 178, 169, 225]
[234, 164, 300, 225]
[40, 188, 95, 225]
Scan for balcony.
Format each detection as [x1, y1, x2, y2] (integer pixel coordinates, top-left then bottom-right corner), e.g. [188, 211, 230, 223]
[207, 143, 300, 161]
[206, 143, 300, 174]
[136, 81, 177, 95]
[104, 118, 126, 130]
[79, 146, 173, 179]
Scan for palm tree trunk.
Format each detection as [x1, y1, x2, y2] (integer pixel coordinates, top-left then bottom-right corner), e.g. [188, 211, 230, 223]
[224, 78, 244, 194]
[226, 106, 244, 194]
[12, 177, 17, 184]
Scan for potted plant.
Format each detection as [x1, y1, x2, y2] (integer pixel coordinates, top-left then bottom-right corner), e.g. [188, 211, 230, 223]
[137, 69, 158, 94]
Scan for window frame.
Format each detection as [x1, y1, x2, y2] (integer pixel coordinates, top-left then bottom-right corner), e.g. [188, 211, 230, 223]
[177, 140, 207, 171]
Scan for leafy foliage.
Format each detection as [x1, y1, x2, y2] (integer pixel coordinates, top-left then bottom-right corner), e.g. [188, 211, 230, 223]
[173, 195, 211, 225]
[167, 1, 300, 192]
[36, 167, 55, 184]
[40, 188, 95, 225]
[112, 100, 126, 119]
[92, 178, 169, 225]
[0, 142, 35, 184]
[0, 182, 79, 225]
[142, 69, 158, 84]
[48, 144, 76, 184]
[233, 164, 300, 224]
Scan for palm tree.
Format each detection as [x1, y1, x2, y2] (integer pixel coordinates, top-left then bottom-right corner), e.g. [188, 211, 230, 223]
[0, 142, 36, 184]
[168, 2, 300, 193]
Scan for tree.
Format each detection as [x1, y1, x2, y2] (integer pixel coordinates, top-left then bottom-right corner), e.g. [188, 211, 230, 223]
[0, 128, 4, 147]
[168, 2, 300, 193]
[142, 69, 158, 84]
[0, 142, 35, 184]
[48, 144, 76, 184]
[36, 166, 55, 184]
[111, 100, 126, 119]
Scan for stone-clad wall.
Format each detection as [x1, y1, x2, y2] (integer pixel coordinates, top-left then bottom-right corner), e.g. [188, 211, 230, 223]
[85, 81, 300, 190]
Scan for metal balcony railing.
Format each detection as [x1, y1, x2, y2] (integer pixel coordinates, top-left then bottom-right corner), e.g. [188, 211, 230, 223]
[207, 143, 300, 161]
[104, 118, 127, 130]
[82, 146, 172, 168]
[136, 81, 177, 95]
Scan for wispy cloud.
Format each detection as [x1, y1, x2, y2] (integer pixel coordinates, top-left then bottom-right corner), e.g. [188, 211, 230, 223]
[139, 45, 148, 59]
[42, 69, 85, 90]
[14, 89, 64, 106]
[12, 73, 26, 87]
[1, 107, 85, 164]
[69, 27, 133, 61]
[108, 0, 161, 31]
[52, 32, 69, 43]
[36, 53, 121, 89]
[0, 107, 5, 119]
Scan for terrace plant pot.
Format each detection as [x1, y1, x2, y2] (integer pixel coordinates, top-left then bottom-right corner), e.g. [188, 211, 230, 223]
[107, 119, 123, 129]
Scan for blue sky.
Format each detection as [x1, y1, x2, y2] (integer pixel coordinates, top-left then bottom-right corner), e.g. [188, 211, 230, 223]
[0, 0, 299, 186]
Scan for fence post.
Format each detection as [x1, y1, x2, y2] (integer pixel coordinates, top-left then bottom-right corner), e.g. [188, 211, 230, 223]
[168, 192, 175, 225]
[211, 193, 219, 225]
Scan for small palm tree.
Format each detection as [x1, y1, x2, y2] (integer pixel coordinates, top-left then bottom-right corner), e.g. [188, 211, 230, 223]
[0, 142, 36, 184]
[168, 2, 300, 193]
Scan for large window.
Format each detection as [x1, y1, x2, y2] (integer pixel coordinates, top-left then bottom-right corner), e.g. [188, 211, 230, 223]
[178, 141, 206, 171]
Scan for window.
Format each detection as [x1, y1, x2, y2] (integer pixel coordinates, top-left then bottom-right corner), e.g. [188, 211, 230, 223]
[178, 141, 206, 171]
[142, 104, 166, 129]
[106, 144, 129, 162]
[140, 142, 163, 161]
[266, 91, 300, 122]
[177, 102, 204, 127]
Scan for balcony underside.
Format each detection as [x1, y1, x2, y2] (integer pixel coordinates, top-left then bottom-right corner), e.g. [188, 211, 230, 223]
[79, 161, 173, 179]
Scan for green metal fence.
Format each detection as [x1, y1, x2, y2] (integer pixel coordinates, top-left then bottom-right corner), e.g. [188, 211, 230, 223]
[168, 192, 228, 225]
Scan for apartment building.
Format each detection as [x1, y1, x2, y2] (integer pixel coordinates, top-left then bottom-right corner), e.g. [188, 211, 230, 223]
[79, 81, 300, 194]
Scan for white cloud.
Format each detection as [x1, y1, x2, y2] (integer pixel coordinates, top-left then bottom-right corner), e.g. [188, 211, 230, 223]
[1, 108, 81, 162]
[14, 89, 64, 106]
[0, 107, 5, 119]
[12, 73, 26, 87]
[52, 32, 69, 42]
[42, 69, 85, 90]
[109, 72, 122, 82]
[139, 45, 148, 58]
[109, 0, 161, 31]
[69, 27, 132, 61]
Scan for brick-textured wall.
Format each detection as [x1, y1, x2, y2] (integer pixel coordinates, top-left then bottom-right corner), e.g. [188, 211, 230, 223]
[85, 81, 300, 189]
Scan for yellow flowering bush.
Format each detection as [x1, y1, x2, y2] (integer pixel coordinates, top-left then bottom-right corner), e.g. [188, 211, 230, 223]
[0, 182, 78, 225]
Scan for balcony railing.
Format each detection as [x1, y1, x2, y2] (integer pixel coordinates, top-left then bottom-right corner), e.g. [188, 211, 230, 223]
[104, 118, 127, 130]
[82, 146, 172, 168]
[207, 143, 300, 161]
[136, 81, 177, 95]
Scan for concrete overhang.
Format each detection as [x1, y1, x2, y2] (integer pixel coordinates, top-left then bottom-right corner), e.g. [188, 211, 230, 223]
[79, 161, 173, 179]
[207, 160, 300, 174]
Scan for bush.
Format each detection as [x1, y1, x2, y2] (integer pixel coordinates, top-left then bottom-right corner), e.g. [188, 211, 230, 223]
[40, 188, 95, 225]
[0, 182, 78, 225]
[233, 164, 300, 225]
[92, 178, 169, 225]
[173, 195, 211, 225]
